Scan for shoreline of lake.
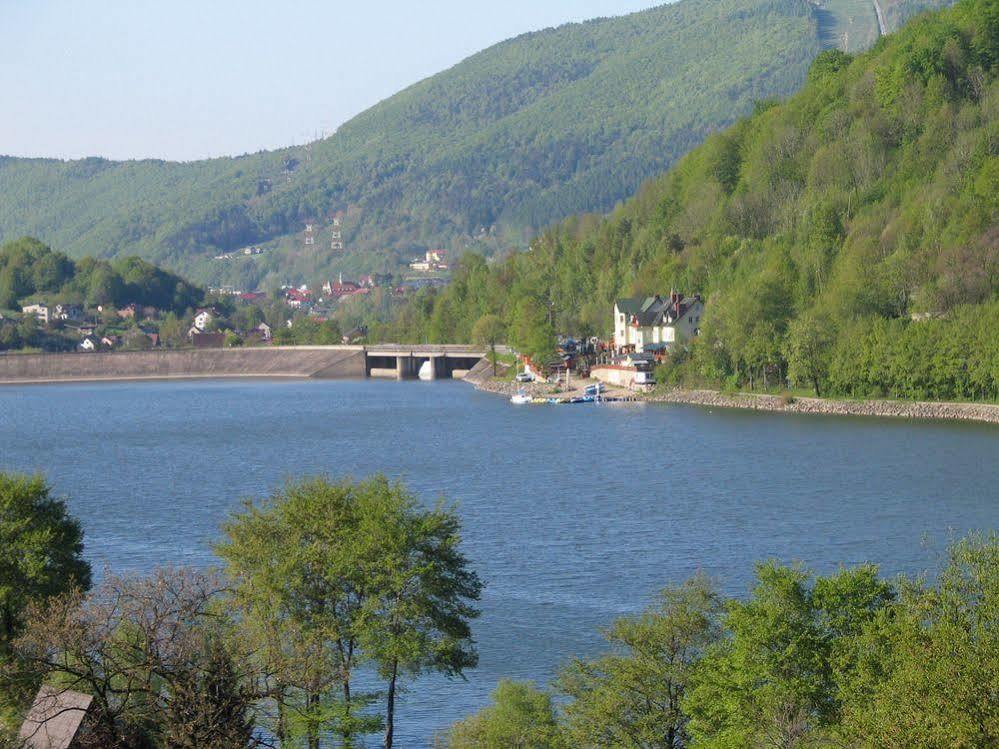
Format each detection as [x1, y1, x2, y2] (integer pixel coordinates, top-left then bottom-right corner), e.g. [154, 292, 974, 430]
[467, 376, 999, 424]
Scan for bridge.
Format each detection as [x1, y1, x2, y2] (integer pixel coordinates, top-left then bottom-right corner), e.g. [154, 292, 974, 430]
[363, 344, 495, 380]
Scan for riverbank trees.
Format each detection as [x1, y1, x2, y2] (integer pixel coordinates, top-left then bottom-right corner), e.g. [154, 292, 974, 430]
[442, 532, 998, 748]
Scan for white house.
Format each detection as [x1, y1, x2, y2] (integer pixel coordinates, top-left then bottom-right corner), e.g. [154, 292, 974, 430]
[409, 249, 449, 272]
[79, 336, 97, 352]
[613, 292, 703, 354]
[54, 303, 82, 321]
[193, 308, 215, 331]
[21, 303, 50, 324]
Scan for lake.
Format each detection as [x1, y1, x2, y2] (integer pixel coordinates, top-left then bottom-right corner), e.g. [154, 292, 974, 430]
[1, 379, 996, 746]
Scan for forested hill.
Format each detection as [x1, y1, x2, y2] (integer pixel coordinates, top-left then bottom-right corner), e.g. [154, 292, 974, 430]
[382, 0, 998, 402]
[0, 0, 947, 289]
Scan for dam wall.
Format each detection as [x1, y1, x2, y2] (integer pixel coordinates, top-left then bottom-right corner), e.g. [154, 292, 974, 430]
[0, 346, 367, 384]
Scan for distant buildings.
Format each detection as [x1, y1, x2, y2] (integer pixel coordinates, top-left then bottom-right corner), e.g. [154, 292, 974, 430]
[409, 249, 449, 272]
[21, 303, 50, 324]
[613, 292, 703, 354]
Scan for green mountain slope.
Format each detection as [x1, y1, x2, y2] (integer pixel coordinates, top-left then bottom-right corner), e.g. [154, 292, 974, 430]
[0, 0, 927, 289]
[380, 0, 997, 401]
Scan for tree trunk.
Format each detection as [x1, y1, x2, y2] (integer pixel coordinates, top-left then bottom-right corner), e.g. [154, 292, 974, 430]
[308, 690, 320, 749]
[276, 685, 287, 745]
[384, 658, 399, 749]
[342, 678, 353, 748]
[491, 343, 497, 376]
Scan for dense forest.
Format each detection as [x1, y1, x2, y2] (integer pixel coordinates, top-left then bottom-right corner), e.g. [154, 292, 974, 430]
[370, 0, 998, 402]
[0, 0, 947, 289]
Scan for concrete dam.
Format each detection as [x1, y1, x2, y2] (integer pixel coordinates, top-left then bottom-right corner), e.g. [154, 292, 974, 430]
[0, 345, 489, 385]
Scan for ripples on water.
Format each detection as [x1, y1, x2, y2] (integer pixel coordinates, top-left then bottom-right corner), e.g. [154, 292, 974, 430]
[1, 379, 996, 745]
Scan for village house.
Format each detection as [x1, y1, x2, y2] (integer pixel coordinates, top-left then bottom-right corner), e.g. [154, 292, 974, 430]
[284, 288, 312, 309]
[79, 336, 97, 352]
[322, 276, 359, 298]
[409, 249, 449, 272]
[22, 303, 50, 324]
[54, 303, 83, 321]
[255, 322, 272, 342]
[193, 307, 217, 331]
[613, 291, 703, 354]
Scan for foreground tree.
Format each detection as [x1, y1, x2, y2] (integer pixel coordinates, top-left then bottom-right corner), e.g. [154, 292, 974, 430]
[217, 475, 482, 749]
[837, 532, 999, 746]
[685, 563, 893, 748]
[0, 473, 91, 654]
[443, 680, 563, 749]
[9, 568, 256, 748]
[559, 575, 722, 748]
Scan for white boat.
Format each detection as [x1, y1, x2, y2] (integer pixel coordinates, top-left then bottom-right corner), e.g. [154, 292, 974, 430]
[510, 389, 532, 405]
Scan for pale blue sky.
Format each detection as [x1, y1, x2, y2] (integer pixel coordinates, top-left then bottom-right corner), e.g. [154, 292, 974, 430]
[1, 0, 662, 161]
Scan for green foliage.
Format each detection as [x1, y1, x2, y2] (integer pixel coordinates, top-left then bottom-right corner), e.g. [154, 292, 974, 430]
[216, 475, 481, 749]
[446, 532, 995, 749]
[0, 237, 202, 314]
[684, 563, 893, 747]
[444, 680, 564, 749]
[0, 473, 91, 652]
[271, 316, 341, 346]
[836, 532, 999, 746]
[382, 0, 997, 402]
[0, 0, 848, 288]
[558, 575, 722, 748]
[471, 313, 505, 374]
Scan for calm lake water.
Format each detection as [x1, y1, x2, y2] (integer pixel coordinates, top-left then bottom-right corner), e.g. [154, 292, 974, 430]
[1, 379, 996, 745]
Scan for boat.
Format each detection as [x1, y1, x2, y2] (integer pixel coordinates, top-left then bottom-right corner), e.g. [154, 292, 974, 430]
[584, 383, 606, 396]
[510, 389, 533, 405]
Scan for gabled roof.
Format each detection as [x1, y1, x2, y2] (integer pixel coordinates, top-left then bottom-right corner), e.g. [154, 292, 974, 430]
[19, 686, 93, 749]
[617, 294, 702, 328]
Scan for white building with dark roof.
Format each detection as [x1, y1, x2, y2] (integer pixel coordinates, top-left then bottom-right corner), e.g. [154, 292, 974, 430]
[613, 291, 703, 353]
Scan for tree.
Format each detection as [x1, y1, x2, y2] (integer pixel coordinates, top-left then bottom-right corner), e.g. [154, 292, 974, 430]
[0, 474, 91, 654]
[10, 568, 255, 749]
[559, 575, 722, 748]
[218, 475, 481, 749]
[471, 314, 505, 375]
[685, 562, 893, 748]
[837, 532, 999, 747]
[352, 477, 483, 749]
[784, 313, 835, 396]
[444, 680, 564, 749]
[509, 298, 556, 366]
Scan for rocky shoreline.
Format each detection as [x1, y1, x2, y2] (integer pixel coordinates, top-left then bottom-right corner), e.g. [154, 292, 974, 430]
[467, 374, 999, 424]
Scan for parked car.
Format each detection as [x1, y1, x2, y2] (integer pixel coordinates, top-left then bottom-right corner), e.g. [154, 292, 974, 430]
[515, 371, 534, 383]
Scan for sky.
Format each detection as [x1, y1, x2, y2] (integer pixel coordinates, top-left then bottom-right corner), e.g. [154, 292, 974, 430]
[1, 0, 662, 162]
